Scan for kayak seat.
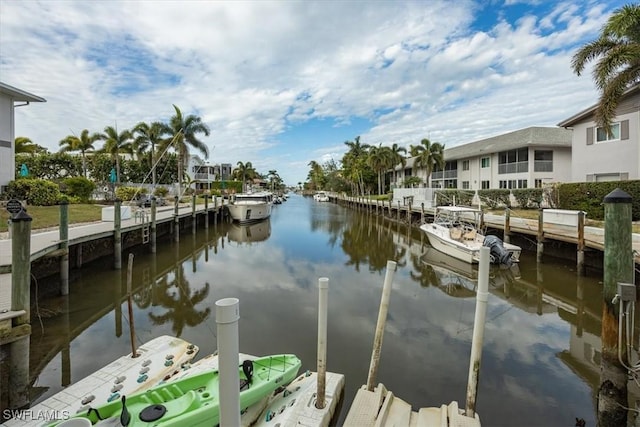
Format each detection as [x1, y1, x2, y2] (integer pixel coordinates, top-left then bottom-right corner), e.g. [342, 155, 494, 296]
[143, 390, 199, 423]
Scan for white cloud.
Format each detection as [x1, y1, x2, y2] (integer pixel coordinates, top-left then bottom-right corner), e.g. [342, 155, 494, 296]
[1, 0, 615, 185]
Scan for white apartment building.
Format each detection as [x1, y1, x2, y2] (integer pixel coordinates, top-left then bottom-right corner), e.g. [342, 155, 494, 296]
[392, 127, 572, 190]
[0, 82, 45, 194]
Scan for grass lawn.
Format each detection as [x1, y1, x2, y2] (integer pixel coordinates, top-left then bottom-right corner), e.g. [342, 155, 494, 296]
[1, 204, 104, 233]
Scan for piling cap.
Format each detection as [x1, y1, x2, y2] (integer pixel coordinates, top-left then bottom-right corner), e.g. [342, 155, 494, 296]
[603, 188, 632, 204]
[11, 209, 32, 222]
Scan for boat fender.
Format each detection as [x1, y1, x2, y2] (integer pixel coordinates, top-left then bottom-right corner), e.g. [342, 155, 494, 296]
[139, 403, 167, 423]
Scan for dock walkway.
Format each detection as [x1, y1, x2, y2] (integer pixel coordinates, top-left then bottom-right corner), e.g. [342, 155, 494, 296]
[0, 202, 221, 314]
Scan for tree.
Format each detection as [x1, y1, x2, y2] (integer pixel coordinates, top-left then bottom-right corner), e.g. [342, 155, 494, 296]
[307, 160, 325, 191]
[165, 105, 210, 196]
[571, 4, 640, 136]
[59, 129, 101, 178]
[367, 144, 393, 195]
[133, 121, 168, 188]
[411, 138, 445, 187]
[98, 125, 133, 185]
[342, 136, 372, 195]
[233, 161, 256, 192]
[15, 136, 46, 155]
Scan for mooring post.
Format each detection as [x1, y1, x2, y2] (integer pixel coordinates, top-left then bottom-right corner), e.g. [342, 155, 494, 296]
[396, 201, 400, 223]
[503, 207, 511, 244]
[114, 199, 122, 270]
[576, 275, 584, 338]
[9, 208, 32, 409]
[598, 188, 633, 427]
[421, 203, 425, 224]
[316, 277, 329, 409]
[150, 197, 157, 254]
[408, 200, 412, 224]
[59, 199, 69, 295]
[577, 211, 586, 276]
[366, 260, 397, 391]
[216, 298, 241, 427]
[192, 194, 197, 235]
[174, 196, 180, 243]
[537, 208, 544, 263]
[204, 194, 209, 230]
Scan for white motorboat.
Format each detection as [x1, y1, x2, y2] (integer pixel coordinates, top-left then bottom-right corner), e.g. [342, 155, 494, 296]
[419, 206, 521, 266]
[227, 192, 273, 223]
[314, 191, 329, 202]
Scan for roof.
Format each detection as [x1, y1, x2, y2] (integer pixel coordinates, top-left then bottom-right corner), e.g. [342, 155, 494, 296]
[395, 126, 571, 169]
[557, 84, 640, 128]
[0, 82, 46, 103]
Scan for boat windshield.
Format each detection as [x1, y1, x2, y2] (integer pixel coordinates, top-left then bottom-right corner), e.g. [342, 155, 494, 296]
[434, 207, 480, 228]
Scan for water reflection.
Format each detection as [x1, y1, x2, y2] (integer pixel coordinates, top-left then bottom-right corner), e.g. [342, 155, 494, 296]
[2, 195, 623, 426]
[227, 219, 271, 245]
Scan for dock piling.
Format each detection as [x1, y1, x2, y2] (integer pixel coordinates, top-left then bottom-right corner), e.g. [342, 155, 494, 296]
[465, 247, 490, 417]
[151, 197, 157, 253]
[114, 199, 122, 270]
[174, 196, 180, 243]
[598, 189, 633, 427]
[216, 298, 241, 427]
[316, 277, 329, 409]
[537, 209, 544, 263]
[503, 207, 511, 244]
[60, 199, 69, 295]
[577, 211, 585, 275]
[366, 260, 397, 391]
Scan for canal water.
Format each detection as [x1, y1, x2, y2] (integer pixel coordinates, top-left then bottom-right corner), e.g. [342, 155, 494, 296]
[8, 194, 611, 426]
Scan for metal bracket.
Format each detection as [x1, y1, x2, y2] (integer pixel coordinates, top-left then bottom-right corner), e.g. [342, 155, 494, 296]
[617, 282, 636, 302]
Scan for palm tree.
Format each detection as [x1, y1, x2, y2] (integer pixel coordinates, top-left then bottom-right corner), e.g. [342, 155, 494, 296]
[165, 105, 210, 196]
[342, 136, 371, 195]
[367, 144, 393, 195]
[15, 136, 45, 155]
[99, 125, 133, 184]
[307, 160, 324, 191]
[59, 129, 101, 178]
[133, 121, 168, 188]
[571, 4, 640, 136]
[234, 161, 258, 192]
[411, 138, 445, 187]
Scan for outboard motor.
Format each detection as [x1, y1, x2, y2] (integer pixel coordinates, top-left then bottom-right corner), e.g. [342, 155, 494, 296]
[483, 235, 513, 267]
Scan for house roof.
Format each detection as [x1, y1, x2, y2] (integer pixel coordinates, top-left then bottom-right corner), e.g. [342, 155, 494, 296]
[557, 84, 640, 128]
[395, 126, 571, 169]
[0, 82, 46, 103]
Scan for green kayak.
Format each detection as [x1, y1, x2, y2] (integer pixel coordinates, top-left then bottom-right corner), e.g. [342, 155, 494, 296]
[52, 354, 301, 427]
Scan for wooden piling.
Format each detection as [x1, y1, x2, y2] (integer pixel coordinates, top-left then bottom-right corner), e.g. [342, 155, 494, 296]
[9, 208, 32, 409]
[60, 199, 69, 295]
[577, 211, 585, 275]
[537, 208, 544, 263]
[151, 197, 157, 254]
[598, 188, 633, 427]
[204, 194, 209, 229]
[174, 196, 180, 243]
[192, 194, 197, 235]
[503, 207, 511, 244]
[114, 199, 122, 270]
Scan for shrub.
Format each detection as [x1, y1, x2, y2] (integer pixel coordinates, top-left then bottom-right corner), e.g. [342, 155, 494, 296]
[6, 178, 61, 206]
[478, 189, 511, 209]
[154, 186, 169, 197]
[115, 186, 142, 202]
[512, 188, 543, 209]
[62, 177, 96, 202]
[557, 180, 640, 221]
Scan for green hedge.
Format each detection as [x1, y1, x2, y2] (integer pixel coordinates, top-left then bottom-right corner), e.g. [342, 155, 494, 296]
[62, 177, 96, 202]
[557, 180, 640, 221]
[512, 188, 543, 209]
[434, 190, 474, 206]
[477, 189, 511, 209]
[6, 178, 61, 206]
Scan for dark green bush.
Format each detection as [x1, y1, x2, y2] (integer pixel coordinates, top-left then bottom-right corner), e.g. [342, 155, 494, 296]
[6, 178, 61, 206]
[478, 189, 511, 209]
[115, 186, 142, 202]
[154, 186, 169, 197]
[557, 180, 640, 221]
[62, 177, 96, 202]
[512, 188, 543, 208]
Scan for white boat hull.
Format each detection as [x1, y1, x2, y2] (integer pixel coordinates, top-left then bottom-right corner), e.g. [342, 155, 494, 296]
[227, 202, 272, 223]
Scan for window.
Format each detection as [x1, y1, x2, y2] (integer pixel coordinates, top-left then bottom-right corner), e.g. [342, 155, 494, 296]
[481, 180, 490, 189]
[534, 150, 553, 172]
[481, 157, 490, 168]
[518, 179, 527, 189]
[444, 179, 457, 188]
[500, 180, 517, 189]
[462, 160, 469, 171]
[535, 179, 543, 188]
[498, 148, 528, 174]
[596, 123, 620, 142]
[462, 181, 470, 189]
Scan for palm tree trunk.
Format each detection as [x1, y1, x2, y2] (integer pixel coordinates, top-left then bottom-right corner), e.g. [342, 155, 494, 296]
[116, 156, 121, 185]
[81, 152, 87, 178]
[177, 153, 183, 197]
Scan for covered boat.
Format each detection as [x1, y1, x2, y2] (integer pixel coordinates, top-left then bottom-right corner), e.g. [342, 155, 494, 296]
[227, 192, 273, 224]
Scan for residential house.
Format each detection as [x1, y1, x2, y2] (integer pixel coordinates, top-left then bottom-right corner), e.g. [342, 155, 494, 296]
[187, 155, 233, 192]
[0, 82, 46, 194]
[392, 127, 572, 190]
[558, 84, 640, 182]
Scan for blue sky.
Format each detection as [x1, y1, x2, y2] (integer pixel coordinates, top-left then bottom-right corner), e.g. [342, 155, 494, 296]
[0, 0, 625, 186]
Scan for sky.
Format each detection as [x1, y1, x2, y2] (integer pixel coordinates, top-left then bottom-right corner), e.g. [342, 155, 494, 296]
[0, 0, 626, 186]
